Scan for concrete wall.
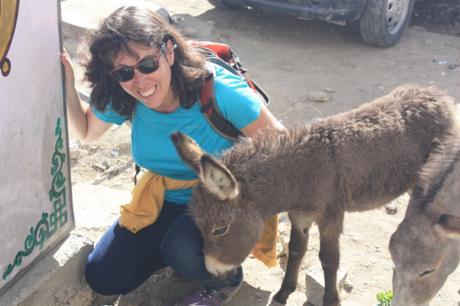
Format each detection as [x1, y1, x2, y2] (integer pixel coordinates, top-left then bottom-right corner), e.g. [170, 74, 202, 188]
[0, 0, 74, 294]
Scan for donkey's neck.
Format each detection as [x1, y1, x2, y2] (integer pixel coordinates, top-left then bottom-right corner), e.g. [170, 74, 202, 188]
[224, 127, 327, 220]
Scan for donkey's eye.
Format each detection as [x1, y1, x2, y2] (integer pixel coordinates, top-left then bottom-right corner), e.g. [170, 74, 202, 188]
[212, 225, 230, 237]
[419, 268, 436, 278]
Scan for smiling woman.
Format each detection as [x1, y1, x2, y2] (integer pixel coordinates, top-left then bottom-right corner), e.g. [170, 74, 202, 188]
[82, 7, 208, 118]
[112, 41, 179, 113]
[60, 4, 283, 306]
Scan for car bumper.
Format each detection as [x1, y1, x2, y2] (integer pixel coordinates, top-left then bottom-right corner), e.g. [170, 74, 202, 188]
[223, 0, 367, 23]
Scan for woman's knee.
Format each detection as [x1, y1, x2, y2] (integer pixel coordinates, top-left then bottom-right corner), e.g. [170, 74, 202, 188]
[85, 254, 139, 296]
[85, 257, 119, 295]
[85, 227, 156, 295]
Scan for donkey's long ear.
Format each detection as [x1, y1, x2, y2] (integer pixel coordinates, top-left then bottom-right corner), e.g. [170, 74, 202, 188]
[201, 155, 240, 201]
[436, 214, 460, 238]
[171, 132, 240, 200]
[171, 132, 205, 173]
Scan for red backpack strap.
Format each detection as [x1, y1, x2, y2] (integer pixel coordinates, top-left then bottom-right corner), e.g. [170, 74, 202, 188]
[199, 70, 243, 141]
[189, 39, 270, 105]
[199, 71, 215, 117]
[189, 40, 234, 62]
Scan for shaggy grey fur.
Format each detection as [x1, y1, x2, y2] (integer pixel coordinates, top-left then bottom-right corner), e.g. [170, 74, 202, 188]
[172, 84, 459, 306]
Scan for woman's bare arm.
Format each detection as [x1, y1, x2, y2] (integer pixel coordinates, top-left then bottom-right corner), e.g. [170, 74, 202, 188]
[241, 104, 285, 137]
[61, 50, 112, 142]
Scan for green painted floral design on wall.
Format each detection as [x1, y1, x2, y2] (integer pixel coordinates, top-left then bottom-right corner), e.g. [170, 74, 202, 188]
[2, 118, 68, 280]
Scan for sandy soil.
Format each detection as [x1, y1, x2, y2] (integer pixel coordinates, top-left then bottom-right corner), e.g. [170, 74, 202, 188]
[65, 1, 460, 305]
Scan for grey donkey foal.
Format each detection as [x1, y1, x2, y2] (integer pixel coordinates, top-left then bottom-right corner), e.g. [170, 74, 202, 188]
[171, 85, 458, 306]
[390, 135, 460, 306]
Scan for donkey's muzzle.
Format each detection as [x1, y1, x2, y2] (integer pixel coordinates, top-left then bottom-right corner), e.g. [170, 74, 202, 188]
[204, 255, 239, 278]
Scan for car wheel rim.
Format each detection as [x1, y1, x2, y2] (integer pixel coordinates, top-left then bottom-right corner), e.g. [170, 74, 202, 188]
[386, 0, 410, 35]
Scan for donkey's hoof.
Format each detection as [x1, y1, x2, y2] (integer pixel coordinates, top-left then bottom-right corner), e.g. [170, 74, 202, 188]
[322, 298, 341, 306]
[272, 291, 289, 305]
[267, 299, 285, 306]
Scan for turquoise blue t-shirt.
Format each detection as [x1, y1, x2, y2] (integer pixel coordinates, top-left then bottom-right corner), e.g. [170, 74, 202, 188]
[93, 63, 262, 204]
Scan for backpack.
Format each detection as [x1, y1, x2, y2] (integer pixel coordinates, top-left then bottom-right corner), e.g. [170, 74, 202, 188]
[189, 40, 270, 141]
[134, 41, 270, 184]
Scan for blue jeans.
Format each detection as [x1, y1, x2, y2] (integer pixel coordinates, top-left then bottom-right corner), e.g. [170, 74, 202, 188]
[85, 201, 242, 296]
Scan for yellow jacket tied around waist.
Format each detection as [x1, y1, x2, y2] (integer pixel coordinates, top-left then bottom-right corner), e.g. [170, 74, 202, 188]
[119, 171, 279, 267]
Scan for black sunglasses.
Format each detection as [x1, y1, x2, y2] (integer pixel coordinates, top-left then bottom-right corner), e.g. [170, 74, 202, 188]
[112, 43, 166, 82]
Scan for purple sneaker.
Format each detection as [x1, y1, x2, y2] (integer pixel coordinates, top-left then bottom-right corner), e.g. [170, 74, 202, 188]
[175, 282, 242, 306]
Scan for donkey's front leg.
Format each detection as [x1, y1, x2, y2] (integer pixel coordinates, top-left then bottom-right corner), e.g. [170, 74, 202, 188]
[318, 213, 344, 306]
[273, 213, 313, 305]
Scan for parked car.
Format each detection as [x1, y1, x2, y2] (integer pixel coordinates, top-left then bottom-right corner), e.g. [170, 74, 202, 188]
[208, 0, 416, 47]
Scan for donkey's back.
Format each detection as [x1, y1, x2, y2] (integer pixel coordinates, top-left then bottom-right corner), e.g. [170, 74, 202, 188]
[302, 84, 457, 213]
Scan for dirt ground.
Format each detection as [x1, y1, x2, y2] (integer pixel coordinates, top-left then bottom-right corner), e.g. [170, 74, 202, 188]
[66, 1, 460, 305]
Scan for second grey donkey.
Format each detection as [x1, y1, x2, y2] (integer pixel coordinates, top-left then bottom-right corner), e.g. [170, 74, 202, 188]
[390, 134, 460, 306]
[171, 84, 459, 306]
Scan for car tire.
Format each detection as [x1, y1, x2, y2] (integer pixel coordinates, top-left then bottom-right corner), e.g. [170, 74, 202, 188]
[207, 0, 239, 9]
[359, 0, 415, 47]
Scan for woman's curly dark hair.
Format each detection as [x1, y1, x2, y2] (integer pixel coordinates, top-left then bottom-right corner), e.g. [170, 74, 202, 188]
[84, 5, 207, 116]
